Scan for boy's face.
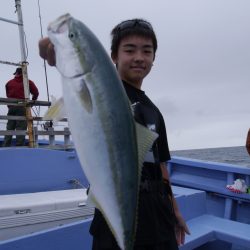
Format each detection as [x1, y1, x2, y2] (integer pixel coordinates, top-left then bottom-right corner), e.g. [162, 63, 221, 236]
[112, 35, 155, 88]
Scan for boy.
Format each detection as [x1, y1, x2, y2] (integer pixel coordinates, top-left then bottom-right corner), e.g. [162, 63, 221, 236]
[39, 18, 189, 250]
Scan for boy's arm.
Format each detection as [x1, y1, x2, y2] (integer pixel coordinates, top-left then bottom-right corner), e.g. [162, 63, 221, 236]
[246, 129, 250, 155]
[160, 162, 190, 246]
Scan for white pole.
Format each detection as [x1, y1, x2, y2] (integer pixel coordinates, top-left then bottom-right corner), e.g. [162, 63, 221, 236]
[15, 0, 34, 147]
[15, 0, 30, 100]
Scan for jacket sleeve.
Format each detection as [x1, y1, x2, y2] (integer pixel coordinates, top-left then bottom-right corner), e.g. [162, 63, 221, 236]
[5, 83, 9, 98]
[29, 80, 39, 100]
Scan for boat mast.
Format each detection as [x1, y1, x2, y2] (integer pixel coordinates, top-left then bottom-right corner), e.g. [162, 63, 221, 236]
[15, 0, 34, 147]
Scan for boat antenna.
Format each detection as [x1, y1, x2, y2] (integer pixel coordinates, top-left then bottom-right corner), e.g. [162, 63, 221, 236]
[37, 0, 50, 104]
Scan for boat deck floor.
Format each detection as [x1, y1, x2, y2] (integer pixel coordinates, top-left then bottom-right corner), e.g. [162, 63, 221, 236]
[1, 186, 250, 250]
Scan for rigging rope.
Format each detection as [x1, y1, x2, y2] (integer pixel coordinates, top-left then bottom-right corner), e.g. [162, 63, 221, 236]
[37, 0, 50, 104]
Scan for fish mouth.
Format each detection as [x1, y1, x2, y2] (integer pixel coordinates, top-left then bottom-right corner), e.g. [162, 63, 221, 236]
[48, 13, 71, 34]
[48, 13, 87, 79]
[61, 68, 91, 80]
[66, 72, 85, 79]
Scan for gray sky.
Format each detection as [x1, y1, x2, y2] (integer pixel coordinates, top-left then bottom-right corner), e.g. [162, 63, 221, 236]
[0, 0, 249, 150]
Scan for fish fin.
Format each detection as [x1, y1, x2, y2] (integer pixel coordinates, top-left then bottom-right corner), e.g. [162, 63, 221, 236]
[135, 122, 159, 173]
[43, 97, 66, 121]
[78, 78, 93, 113]
[50, 94, 57, 104]
[134, 122, 158, 246]
[86, 188, 99, 208]
[87, 188, 122, 248]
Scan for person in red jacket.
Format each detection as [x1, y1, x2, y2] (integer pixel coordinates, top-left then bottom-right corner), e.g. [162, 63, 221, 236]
[3, 67, 39, 147]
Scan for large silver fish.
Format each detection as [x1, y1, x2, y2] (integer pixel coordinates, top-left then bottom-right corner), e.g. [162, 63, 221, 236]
[46, 14, 158, 250]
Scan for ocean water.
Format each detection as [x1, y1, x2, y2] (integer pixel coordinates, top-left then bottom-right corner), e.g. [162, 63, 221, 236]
[171, 146, 250, 168]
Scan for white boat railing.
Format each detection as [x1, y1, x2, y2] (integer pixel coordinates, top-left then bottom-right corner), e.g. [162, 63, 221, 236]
[0, 98, 72, 149]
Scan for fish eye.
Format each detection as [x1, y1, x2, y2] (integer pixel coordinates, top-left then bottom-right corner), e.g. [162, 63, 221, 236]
[69, 32, 76, 40]
[69, 33, 74, 38]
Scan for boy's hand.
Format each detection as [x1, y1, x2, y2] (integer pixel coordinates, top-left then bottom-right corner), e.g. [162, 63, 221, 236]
[39, 37, 56, 66]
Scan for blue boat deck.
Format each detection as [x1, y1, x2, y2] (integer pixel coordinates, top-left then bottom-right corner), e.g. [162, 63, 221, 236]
[173, 186, 250, 250]
[170, 157, 250, 250]
[1, 185, 250, 250]
[0, 149, 250, 249]
[0, 148, 89, 195]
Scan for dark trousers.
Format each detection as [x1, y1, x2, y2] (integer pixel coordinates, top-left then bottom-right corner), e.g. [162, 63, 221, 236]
[92, 231, 178, 250]
[90, 180, 178, 250]
[3, 106, 27, 147]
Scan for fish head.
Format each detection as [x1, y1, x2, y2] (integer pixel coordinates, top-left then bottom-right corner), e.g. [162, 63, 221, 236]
[47, 14, 94, 79]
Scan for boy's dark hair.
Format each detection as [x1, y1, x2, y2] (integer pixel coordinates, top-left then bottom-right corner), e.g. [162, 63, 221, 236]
[111, 19, 158, 59]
